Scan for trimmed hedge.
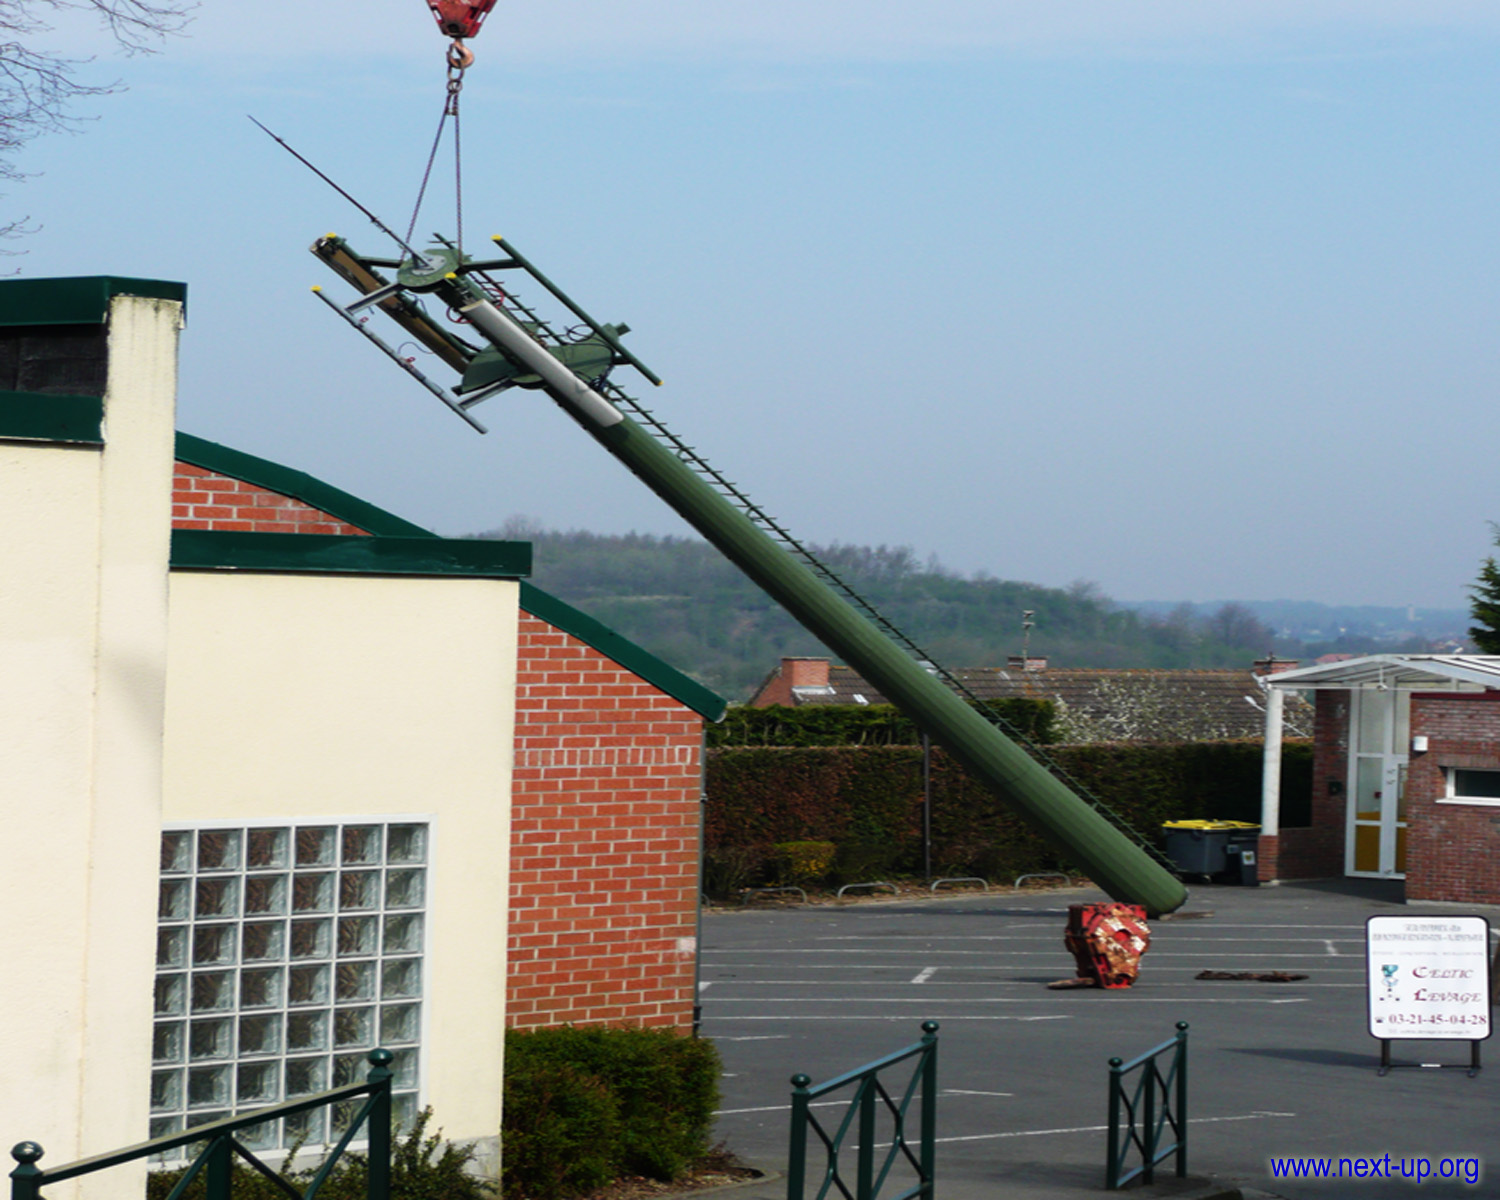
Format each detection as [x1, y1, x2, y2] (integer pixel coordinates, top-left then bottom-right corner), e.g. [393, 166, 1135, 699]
[704, 739, 1311, 890]
[501, 1026, 720, 1200]
[707, 699, 1057, 748]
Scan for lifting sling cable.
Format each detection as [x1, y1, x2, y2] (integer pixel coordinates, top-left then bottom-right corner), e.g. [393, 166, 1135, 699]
[407, 1, 498, 257]
[405, 46, 467, 257]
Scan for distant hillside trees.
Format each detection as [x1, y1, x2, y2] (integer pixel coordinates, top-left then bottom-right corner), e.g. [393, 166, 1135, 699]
[474, 523, 1334, 699]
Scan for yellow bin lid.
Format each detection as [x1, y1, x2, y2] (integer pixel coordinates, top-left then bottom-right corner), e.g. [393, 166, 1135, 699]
[1161, 820, 1260, 830]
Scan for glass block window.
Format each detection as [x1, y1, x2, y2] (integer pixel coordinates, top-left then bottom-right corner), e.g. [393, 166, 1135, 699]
[152, 822, 427, 1151]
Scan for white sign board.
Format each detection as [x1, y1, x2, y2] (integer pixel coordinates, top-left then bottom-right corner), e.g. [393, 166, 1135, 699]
[1366, 915, 1491, 1041]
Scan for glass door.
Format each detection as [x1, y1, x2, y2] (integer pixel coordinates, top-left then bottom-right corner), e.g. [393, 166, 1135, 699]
[1346, 689, 1409, 877]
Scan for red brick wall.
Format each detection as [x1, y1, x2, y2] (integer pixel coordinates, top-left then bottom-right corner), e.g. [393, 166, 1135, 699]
[507, 612, 704, 1030]
[1405, 692, 1500, 905]
[172, 463, 370, 535]
[751, 656, 830, 707]
[1269, 690, 1349, 879]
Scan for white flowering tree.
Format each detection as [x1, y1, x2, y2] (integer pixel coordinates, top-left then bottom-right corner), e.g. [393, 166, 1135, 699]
[1052, 675, 1312, 744]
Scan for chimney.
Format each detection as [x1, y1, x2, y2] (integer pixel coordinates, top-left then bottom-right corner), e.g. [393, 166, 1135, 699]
[784, 657, 830, 689]
[1253, 656, 1299, 677]
[1007, 656, 1047, 672]
[751, 657, 833, 707]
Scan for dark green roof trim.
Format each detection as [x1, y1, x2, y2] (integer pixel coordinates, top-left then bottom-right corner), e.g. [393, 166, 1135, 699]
[519, 581, 727, 722]
[173, 433, 722, 719]
[172, 530, 530, 579]
[0, 390, 103, 444]
[175, 433, 434, 537]
[0, 277, 187, 326]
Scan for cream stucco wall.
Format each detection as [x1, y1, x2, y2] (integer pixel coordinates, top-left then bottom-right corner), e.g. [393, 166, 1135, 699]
[162, 569, 517, 1166]
[0, 295, 181, 1171]
[0, 439, 107, 1153]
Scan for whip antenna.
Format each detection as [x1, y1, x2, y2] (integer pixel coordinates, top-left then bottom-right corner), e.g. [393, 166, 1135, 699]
[248, 115, 426, 263]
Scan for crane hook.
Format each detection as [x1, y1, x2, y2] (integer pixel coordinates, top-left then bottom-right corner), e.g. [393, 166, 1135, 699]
[448, 39, 475, 70]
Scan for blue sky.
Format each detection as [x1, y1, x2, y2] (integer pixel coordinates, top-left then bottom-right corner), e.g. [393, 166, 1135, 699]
[15, 1, 1500, 608]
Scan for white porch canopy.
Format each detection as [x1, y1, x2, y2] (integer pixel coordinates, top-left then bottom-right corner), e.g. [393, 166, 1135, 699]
[1258, 654, 1500, 841]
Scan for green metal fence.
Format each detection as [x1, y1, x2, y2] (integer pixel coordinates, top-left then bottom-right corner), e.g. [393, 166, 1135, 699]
[10, 1049, 393, 1200]
[787, 1021, 938, 1200]
[1106, 1022, 1188, 1190]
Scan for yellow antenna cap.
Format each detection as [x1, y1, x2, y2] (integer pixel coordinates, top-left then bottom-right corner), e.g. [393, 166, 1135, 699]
[445, 272, 458, 280]
[311, 285, 322, 293]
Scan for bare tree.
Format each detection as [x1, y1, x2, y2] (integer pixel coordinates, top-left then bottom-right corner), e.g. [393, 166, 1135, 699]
[0, 1, 192, 231]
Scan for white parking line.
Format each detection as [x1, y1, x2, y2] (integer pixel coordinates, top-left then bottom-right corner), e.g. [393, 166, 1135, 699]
[715, 1100, 849, 1116]
[914, 1110, 1298, 1146]
[1188, 923, 1366, 929]
[812, 935, 1364, 943]
[704, 1015, 1074, 1022]
[706, 995, 1308, 1009]
[707, 950, 1358, 958]
[702, 971, 1364, 981]
[911, 967, 937, 984]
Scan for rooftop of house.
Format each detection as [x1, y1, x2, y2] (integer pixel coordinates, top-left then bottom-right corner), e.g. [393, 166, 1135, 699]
[1263, 653, 1500, 693]
[750, 655, 1310, 742]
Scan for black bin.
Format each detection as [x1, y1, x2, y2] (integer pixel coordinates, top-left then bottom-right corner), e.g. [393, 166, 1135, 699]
[1161, 822, 1261, 883]
[1224, 831, 1261, 887]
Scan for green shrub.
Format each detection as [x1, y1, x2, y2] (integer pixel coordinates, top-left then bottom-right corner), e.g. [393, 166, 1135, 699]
[147, 1110, 490, 1200]
[772, 840, 836, 884]
[832, 837, 901, 884]
[502, 1026, 721, 1200]
[500, 1059, 620, 1200]
[702, 844, 767, 895]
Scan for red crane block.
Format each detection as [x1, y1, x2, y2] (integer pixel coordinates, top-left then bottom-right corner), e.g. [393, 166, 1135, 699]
[427, 0, 498, 39]
[1064, 903, 1151, 989]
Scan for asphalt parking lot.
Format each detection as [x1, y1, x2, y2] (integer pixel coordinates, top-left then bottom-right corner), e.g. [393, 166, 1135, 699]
[699, 880, 1498, 1200]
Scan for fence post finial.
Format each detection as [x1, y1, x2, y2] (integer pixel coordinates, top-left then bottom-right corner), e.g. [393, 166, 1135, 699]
[11, 1142, 44, 1200]
[368, 1048, 394, 1200]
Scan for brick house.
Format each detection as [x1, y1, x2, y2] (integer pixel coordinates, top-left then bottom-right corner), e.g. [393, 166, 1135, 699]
[752, 655, 1309, 742]
[171, 433, 725, 1031]
[1259, 654, 1500, 903]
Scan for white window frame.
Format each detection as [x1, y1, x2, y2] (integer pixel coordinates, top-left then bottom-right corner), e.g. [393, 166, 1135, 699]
[151, 815, 432, 1155]
[1440, 767, 1500, 807]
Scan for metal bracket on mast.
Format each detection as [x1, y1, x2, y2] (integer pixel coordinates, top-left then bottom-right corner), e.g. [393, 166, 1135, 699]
[311, 284, 488, 433]
[309, 231, 658, 432]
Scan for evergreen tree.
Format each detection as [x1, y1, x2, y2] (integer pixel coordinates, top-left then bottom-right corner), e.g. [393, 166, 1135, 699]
[1469, 526, 1500, 653]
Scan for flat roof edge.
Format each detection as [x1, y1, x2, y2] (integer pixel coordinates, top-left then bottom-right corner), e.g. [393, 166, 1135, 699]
[0, 276, 187, 326]
[171, 529, 530, 579]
